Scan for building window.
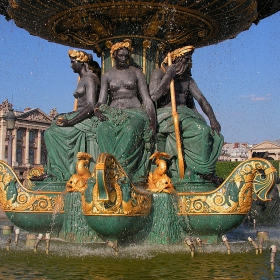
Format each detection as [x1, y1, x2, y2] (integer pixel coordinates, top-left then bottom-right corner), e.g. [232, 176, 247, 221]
[29, 130, 36, 165]
[16, 129, 24, 164]
[4, 145, 8, 159]
[41, 131, 47, 166]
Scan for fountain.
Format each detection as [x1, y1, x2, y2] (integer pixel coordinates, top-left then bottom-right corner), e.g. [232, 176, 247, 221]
[0, 1, 280, 277]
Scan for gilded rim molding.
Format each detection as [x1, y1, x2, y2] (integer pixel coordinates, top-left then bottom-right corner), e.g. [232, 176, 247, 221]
[177, 159, 276, 215]
[6, 0, 259, 52]
[0, 161, 64, 213]
[46, 3, 217, 49]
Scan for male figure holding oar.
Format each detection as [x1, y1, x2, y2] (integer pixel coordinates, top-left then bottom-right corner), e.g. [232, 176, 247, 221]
[149, 46, 224, 182]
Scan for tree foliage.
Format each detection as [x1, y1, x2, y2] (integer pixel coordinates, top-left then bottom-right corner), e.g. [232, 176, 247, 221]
[215, 160, 280, 179]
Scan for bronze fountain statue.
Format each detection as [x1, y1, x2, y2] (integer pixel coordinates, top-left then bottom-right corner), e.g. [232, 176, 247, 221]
[0, 0, 279, 245]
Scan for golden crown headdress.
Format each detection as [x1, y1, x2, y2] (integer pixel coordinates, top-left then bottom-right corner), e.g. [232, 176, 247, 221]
[161, 46, 195, 69]
[110, 40, 133, 57]
[68, 50, 89, 63]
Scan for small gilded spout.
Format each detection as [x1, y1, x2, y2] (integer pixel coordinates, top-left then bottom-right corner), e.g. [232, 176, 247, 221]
[248, 237, 259, 255]
[14, 228, 20, 245]
[45, 233, 51, 255]
[258, 237, 264, 254]
[196, 237, 203, 252]
[106, 240, 119, 255]
[6, 237, 12, 251]
[34, 233, 43, 252]
[184, 237, 195, 257]
[222, 235, 231, 255]
[270, 245, 277, 270]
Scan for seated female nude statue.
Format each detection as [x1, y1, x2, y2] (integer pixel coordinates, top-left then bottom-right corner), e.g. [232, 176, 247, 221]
[37, 50, 101, 181]
[94, 40, 156, 183]
[149, 46, 224, 181]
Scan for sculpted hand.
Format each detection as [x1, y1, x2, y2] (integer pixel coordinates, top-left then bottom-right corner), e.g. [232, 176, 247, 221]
[94, 108, 108, 121]
[165, 65, 176, 79]
[56, 117, 70, 127]
[210, 119, 221, 136]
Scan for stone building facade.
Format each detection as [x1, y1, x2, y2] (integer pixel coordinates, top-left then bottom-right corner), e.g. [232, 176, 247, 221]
[219, 140, 280, 162]
[219, 142, 251, 162]
[249, 140, 280, 160]
[0, 99, 57, 181]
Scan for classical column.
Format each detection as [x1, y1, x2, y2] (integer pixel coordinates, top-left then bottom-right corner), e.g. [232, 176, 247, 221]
[24, 128, 30, 165]
[12, 127, 17, 165]
[0, 117, 5, 160]
[36, 130, 42, 165]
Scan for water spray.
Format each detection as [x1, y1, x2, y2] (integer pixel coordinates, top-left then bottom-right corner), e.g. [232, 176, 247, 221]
[270, 245, 277, 270]
[45, 233, 51, 254]
[253, 219, 256, 229]
[95, 231, 119, 255]
[196, 237, 203, 252]
[34, 233, 44, 252]
[6, 237, 12, 251]
[222, 235, 231, 254]
[14, 228, 20, 245]
[184, 237, 195, 257]
[258, 237, 264, 254]
[248, 237, 258, 254]
[106, 240, 119, 255]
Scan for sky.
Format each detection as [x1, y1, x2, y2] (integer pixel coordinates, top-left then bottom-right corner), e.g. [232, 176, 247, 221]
[0, 12, 279, 145]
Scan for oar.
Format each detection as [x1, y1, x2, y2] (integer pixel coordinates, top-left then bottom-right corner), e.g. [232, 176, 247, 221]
[167, 52, 184, 178]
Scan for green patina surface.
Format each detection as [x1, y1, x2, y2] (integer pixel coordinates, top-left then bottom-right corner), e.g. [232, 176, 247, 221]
[5, 212, 64, 235]
[59, 192, 102, 243]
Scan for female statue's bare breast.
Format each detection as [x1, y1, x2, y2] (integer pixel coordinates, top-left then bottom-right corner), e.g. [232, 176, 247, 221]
[74, 74, 96, 110]
[107, 67, 141, 108]
[109, 78, 136, 92]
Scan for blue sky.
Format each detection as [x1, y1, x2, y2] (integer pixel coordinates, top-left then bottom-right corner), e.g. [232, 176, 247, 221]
[0, 12, 279, 144]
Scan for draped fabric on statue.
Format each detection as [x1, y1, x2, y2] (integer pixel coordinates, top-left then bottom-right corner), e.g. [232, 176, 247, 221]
[156, 106, 224, 177]
[96, 105, 152, 182]
[44, 111, 99, 181]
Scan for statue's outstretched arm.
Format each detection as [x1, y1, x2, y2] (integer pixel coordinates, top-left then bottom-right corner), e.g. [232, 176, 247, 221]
[189, 78, 221, 135]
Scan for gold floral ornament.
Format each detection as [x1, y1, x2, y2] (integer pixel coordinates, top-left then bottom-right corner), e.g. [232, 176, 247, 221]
[161, 45, 195, 70]
[68, 49, 89, 63]
[110, 39, 133, 58]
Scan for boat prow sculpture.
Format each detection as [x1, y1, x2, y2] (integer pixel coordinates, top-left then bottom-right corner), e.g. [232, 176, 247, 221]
[0, 160, 65, 235]
[176, 157, 277, 242]
[0, 155, 276, 244]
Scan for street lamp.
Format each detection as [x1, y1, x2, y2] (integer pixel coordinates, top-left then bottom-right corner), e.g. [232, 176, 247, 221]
[5, 106, 16, 166]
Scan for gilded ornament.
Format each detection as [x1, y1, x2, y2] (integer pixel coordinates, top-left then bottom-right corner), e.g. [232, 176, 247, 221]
[161, 45, 195, 69]
[0, 161, 64, 213]
[8, 0, 18, 9]
[110, 39, 133, 57]
[147, 151, 175, 194]
[82, 153, 151, 215]
[68, 50, 89, 63]
[177, 159, 276, 215]
[66, 152, 92, 194]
